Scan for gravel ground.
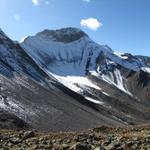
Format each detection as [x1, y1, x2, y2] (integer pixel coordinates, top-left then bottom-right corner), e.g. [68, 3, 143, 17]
[0, 124, 150, 150]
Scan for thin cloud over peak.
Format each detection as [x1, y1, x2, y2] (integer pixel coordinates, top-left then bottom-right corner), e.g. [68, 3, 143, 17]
[80, 18, 102, 31]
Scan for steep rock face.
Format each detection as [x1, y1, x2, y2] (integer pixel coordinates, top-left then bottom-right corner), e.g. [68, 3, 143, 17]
[125, 70, 150, 103]
[94, 51, 150, 103]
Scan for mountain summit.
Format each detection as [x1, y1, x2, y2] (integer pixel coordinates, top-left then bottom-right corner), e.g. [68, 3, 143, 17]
[36, 27, 88, 43]
[21, 27, 112, 76]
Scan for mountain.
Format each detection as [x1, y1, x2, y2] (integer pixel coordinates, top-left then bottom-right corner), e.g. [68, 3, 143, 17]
[0, 27, 150, 131]
[21, 27, 150, 95]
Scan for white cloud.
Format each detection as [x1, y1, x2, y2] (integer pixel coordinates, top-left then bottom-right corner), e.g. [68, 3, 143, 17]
[80, 18, 102, 31]
[13, 14, 21, 21]
[82, 0, 91, 2]
[32, 0, 50, 6]
[32, 0, 39, 6]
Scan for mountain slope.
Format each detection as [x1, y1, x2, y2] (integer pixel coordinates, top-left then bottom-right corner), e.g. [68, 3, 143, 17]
[21, 27, 150, 127]
[0, 27, 150, 131]
[0, 28, 131, 132]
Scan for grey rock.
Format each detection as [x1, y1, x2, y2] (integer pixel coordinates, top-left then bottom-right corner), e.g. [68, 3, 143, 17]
[22, 131, 35, 140]
[9, 137, 22, 144]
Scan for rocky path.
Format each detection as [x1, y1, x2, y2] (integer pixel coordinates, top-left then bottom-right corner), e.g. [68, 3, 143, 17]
[0, 125, 150, 150]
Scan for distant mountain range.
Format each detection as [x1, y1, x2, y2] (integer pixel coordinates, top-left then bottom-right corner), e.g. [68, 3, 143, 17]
[0, 27, 150, 132]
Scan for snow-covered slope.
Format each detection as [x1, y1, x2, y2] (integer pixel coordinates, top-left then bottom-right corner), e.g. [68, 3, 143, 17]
[22, 28, 111, 76]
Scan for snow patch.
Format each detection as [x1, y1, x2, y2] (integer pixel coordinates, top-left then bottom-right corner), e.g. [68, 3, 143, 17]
[102, 91, 110, 96]
[90, 70, 132, 96]
[85, 97, 103, 105]
[49, 72, 101, 93]
[0, 95, 35, 119]
[101, 69, 132, 95]
[142, 67, 150, 73]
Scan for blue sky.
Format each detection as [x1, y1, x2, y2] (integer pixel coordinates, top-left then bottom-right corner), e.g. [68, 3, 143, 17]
[0, 0, 150, 56]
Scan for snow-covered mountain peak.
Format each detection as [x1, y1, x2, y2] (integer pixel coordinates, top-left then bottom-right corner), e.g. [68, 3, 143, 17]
[21, 27, 113, 77]
[21, 27, 150, 95]
[21, 27, 150, 77]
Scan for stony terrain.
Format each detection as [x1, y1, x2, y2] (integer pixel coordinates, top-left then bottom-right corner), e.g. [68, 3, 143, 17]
[0, 125, 150, 150]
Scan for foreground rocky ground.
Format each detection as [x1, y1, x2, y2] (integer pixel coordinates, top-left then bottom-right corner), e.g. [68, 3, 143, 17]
[0, 125, 150, 150]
